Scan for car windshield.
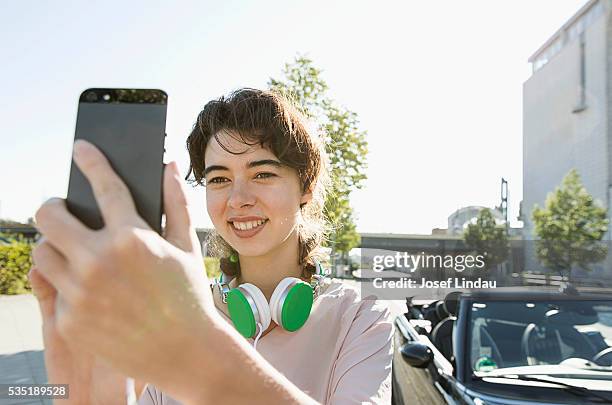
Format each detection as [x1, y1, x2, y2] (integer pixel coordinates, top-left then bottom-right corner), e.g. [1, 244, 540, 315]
[469, 299, 612, 379]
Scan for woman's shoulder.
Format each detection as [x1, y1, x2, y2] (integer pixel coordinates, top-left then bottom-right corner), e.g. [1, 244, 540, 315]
[317, 278, 393, 327]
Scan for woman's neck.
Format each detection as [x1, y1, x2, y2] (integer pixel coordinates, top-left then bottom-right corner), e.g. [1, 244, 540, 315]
[235, 230, 304, 300]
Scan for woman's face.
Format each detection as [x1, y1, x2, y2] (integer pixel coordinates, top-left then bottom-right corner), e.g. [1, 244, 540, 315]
[204, 131, 311, 257]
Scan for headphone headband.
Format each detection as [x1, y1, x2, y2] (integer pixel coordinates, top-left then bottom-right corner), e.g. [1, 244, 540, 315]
[213, 261, 327, 304]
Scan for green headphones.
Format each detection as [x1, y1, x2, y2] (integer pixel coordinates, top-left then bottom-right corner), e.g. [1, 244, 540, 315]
[214, 262, 326, 339]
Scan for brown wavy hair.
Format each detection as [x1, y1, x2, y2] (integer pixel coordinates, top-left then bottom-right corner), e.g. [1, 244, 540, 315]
[185, 88, 330, 280]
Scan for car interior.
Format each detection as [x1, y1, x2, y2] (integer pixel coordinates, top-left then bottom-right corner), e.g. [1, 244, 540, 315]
[404, 297, 612, 370]
[469, 301, 612, 369]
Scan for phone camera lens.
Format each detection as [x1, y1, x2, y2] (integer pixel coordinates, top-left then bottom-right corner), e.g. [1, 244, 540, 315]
[85, 91, 98, 102]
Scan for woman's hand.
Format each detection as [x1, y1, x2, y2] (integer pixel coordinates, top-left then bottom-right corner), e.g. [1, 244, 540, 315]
[29, 265, 130, 404]
[33, 141, 215, 402]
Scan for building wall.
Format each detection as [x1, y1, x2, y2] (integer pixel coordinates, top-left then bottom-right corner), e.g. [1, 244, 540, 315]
[523, 8, 609, 272]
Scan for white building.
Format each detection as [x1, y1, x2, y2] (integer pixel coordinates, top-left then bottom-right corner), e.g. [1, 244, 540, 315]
[523, 0, 610, 274]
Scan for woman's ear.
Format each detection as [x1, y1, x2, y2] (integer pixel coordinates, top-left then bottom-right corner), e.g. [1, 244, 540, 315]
[300, 188, 313, 207]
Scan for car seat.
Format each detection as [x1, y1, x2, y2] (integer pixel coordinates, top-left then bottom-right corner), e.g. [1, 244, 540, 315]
[431, 300, 456, 361]
[521, 323, 563, 365]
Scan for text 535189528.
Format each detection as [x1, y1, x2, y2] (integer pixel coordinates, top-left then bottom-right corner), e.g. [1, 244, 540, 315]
[0, 384, 69, 399]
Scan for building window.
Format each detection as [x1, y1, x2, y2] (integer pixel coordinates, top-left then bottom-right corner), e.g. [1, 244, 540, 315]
[573, 33, 587, 113]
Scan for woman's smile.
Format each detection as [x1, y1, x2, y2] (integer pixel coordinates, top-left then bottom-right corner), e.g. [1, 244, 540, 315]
[228, 217, 269, 238]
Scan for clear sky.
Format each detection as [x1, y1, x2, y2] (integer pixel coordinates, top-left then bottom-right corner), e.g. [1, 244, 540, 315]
[1, 0, 590, 234]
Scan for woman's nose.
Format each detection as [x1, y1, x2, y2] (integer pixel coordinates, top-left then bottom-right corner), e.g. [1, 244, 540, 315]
[227, 180, 256, 209]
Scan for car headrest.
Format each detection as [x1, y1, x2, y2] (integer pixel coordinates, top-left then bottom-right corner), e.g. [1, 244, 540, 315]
[435, 300, 449, 319]
[444, 291, 462, 317]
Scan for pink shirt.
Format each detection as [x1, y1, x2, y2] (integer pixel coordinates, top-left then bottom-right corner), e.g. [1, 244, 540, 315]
[138, 280, 394, 404]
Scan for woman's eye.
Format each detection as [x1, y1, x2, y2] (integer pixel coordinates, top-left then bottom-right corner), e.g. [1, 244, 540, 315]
[255, 172, 276, 179]
[207, 177, 229, 184]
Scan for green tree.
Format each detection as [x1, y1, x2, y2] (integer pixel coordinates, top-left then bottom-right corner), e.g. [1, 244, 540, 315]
[269, 56, 368, 259]
[204, 256, 221, 280]
[532, 169, 609, 281]
[463, 209, 509, 272]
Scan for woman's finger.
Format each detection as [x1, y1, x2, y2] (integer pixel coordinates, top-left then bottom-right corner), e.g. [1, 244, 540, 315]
[72, 140, 144, 230]
[163, 161, 199, 253]
[35, 198, 93, 260]
[28, 266, 57, 319]
[32, 240, 80, 303]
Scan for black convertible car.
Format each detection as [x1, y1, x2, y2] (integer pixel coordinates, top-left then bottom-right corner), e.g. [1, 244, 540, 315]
[392, 289, 612, 405]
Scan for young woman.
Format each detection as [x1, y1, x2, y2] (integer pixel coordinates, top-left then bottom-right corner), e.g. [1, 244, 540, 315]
[29, 88, 393, 404]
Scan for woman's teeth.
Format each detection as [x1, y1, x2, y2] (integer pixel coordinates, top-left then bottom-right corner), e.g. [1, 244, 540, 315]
[232, 219, 267, 230]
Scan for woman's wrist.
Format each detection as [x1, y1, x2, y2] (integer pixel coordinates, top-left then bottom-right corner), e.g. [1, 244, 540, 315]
[154, 310, 231, 404]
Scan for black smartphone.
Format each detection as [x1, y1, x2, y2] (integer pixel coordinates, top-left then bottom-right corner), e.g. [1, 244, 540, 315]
[66, 88, 168, 234]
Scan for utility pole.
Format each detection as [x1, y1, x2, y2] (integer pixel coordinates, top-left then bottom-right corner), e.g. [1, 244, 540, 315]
[500, 178, 512, 274]
[500, 178, 509, 235]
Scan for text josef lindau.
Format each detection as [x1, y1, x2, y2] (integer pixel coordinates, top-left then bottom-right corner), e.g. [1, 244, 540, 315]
[372, 252, 486, 273]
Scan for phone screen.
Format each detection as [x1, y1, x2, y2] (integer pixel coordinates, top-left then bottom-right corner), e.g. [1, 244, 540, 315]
[66, 89, 167, 234]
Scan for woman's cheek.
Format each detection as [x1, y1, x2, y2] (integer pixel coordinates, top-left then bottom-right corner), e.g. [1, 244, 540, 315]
[206, 193, 226, 227]
[265, 183, 299, 211]
[274, 200, 301, 228]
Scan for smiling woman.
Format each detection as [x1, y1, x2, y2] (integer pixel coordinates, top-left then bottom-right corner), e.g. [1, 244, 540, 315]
[186, 88, 329, 280]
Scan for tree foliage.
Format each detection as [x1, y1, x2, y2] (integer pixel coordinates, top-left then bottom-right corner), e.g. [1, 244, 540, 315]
[463, 209, 509, 271]
[0, 235, 33, 295]
[532, 169, 608, 279]
[269, 56, 368, 255]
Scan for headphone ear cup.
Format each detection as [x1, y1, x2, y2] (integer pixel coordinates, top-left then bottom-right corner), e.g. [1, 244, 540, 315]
[227, 283, 271, 338]
[270, 277, 314, 332]
[270, 278, 297, 326]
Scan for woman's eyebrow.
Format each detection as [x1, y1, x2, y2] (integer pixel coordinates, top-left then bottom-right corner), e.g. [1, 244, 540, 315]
[203, 160, 282, 176]
[247, 159, 282, 169]
[203, 165, 228, 176]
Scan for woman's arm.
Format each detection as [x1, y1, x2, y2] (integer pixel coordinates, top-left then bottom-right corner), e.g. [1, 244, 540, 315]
[169, 311, 319, 405]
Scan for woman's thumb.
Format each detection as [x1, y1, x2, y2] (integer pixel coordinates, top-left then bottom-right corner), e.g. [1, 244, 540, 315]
[163, 162, 199, 253]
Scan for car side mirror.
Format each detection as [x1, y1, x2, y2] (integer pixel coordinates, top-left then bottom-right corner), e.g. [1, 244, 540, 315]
[400, 342, 433, 368]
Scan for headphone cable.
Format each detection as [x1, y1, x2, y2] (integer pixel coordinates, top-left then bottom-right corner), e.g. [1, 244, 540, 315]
[253, 322, 264, 351]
